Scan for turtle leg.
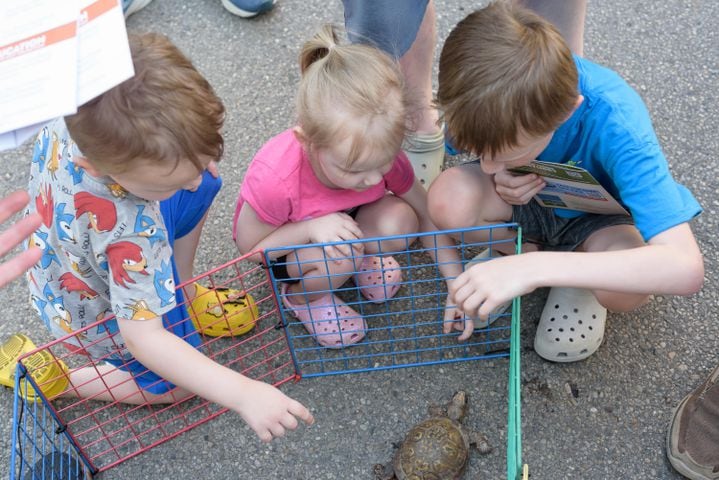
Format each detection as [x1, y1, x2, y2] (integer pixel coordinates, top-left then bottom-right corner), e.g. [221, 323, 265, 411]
[468, 430, 493, 455]
[372, 462, 396, 480]
[427, 403, 446, 417]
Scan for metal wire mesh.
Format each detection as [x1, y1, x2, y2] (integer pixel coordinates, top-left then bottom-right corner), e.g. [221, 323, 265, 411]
[266, 225, 519, 377]
[10, 225, 523, 479]
[10, 254, 296, 478]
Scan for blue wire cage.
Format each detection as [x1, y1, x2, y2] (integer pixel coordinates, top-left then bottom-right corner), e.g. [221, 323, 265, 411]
[265, 224, 520, 378]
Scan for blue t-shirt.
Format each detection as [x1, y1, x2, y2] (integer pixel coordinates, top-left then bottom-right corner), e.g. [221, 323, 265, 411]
[537, 56, 701, 241]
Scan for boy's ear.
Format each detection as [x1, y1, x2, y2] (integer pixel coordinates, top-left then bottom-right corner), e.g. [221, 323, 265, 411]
[73, 155, 102, 177]
[564, 95, 584, 121]
[292, 126, 308, 146]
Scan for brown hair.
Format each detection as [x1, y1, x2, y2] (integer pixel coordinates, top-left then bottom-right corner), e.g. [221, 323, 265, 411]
[65, 32, 225, 174]
[296, 25, 406, 167]
[437, 1, 578, 157]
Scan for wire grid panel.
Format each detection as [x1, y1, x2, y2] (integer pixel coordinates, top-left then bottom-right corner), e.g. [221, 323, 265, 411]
[10, 255, 296, 478]
[11, 369, 93, 480]
[266, 224, 520, 378]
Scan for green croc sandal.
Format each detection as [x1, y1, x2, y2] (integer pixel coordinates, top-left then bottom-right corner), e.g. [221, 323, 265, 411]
[0, 334, 69, 402]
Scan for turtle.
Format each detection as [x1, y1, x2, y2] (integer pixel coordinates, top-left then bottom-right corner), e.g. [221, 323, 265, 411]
[373, 391, 492, 480]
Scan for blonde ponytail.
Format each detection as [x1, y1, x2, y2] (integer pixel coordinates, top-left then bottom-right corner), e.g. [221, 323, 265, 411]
[299, 24, 340, 74]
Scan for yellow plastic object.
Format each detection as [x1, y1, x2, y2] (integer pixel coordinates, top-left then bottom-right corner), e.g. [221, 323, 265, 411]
[522, 464, 529, 480]
[189, 283, 258, 337]
[0, 333, 69, 402]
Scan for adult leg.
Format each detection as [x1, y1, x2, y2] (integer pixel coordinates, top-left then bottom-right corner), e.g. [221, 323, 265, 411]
[343, 0, 444, 187]
[517, 0, 588, 55]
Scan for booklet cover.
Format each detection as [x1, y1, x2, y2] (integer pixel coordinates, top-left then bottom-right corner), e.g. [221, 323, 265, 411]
[509, 160, 629, 216]
[0, 0, 132, 150]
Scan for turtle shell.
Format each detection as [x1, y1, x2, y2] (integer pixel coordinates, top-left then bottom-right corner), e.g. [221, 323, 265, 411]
[393, 416, 470, 480]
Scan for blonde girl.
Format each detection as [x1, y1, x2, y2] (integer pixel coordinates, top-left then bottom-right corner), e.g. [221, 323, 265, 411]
[234, 25, 464, 348]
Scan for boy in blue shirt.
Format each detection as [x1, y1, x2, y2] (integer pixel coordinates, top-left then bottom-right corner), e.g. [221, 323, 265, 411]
[428, 2, 704, 362]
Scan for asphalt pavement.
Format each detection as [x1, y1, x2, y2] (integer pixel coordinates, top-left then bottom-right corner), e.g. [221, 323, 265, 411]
[0, 1, 717, 479]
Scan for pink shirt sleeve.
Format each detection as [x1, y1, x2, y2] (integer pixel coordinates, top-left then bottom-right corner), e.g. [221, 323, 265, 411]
[384, 151, 415, 196]
[240, 160, 294, 227]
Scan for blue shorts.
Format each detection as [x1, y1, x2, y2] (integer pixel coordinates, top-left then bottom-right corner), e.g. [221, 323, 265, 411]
[512, 199, 635, 251]
[106, 171, 222, 394]
[342, 0, 430, 58]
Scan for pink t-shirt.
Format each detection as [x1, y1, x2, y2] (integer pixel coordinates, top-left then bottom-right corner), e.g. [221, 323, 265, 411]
[233, 129, 415, 238]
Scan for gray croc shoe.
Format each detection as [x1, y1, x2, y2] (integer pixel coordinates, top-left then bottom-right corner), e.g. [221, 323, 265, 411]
[667, 362, 719, 480]
[402, 128, 445, 189]
[533, 287, 606, 362]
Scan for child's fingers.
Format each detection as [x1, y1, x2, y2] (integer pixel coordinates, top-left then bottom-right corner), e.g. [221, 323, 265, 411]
[289, 401, 315, 425]
[327, 243, 351, 260]
[0, 213, 42, 257]
[0, 247, 42, 289]
[457, 319, 475, 341]
[518, 179, 546, 203]
[256, 428, 273, 443]
[280, 412, 299, 431]
[268, 423, 287, 439]
[0, 190, 31, 224]
[443, 317, 454, 334]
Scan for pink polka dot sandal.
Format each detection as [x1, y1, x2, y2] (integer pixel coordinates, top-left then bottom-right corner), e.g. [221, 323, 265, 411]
[281, 284, 366, 349]
[353, 255, 402, 304]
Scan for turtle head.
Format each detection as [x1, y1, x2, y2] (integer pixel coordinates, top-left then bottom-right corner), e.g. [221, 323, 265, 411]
[447, 390, 468, 421]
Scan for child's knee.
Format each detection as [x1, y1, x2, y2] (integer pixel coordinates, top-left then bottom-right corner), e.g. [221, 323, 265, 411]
[595, 290, 651, 313]
[428, 168, 484, 230]
[376, 200, 418, 237]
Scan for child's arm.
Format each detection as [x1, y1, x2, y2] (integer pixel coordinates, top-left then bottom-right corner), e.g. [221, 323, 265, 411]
[399, 180, 473, 339]
[235, 203, 362, 262]
[451, 222, 704, 319]
[117, 316, 314, 442]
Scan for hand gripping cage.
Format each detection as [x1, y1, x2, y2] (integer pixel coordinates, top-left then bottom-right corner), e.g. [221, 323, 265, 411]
[10, 225, 525, 479]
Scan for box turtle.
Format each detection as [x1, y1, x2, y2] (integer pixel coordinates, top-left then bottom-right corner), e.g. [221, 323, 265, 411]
[374, 391, 492, 480]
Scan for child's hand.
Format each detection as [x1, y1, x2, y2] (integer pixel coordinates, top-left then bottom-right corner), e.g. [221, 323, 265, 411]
[309, 213, 363, 260]
[442, 292, 475, 341]
[493, 170, 545, 205]
[235, 378, 314, 443]
[450, 255, 532, 320]
[0, 190, 42, 288]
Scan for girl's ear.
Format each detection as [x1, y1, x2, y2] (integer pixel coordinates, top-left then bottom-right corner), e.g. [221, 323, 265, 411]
[292, 126, 308, 146]
[73, 156, 102, 177]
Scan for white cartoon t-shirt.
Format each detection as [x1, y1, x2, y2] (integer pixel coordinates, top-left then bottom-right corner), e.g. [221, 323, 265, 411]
[26, 118, 176, 360]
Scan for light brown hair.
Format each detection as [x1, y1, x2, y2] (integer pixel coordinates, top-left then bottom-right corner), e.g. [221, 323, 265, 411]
[65, 32, 225, 174]
[437, 1, 578, 157]
[296, 25, 406, 167]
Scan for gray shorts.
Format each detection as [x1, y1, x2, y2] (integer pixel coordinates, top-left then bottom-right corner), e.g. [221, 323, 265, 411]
[342, 0, 430, 58]
[512, 199, 635, 251]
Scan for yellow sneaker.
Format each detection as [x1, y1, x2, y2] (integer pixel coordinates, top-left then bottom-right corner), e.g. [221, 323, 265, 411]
[0, 334, 69, 402]
[189, 283, 258, 337]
